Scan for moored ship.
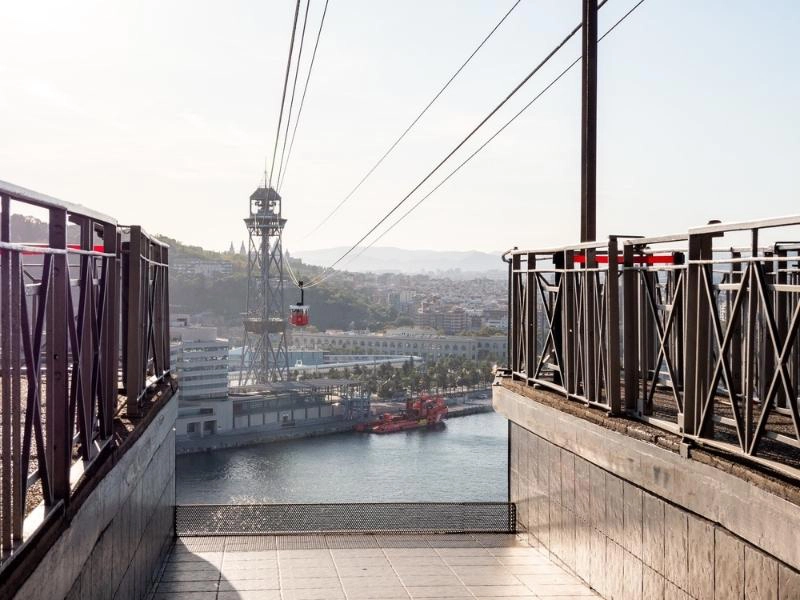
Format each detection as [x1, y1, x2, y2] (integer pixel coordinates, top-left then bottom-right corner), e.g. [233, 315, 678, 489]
[356, 395, 448, 434]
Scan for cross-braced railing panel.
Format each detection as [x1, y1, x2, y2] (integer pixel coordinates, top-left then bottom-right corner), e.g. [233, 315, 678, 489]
[508, 240, 622, 413]
[122, 226, 170, 416]
[622, 238, 688, 433]
[684, 223, 800, 468]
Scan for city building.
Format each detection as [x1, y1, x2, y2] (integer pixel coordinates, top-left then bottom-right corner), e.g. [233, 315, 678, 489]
[291, 328, 507, 361]
[172, 258, 233, 277]
[171, 317, 230, 437]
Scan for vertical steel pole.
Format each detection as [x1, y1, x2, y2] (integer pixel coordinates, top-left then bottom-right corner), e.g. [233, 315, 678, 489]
[581, 0, 598, 243]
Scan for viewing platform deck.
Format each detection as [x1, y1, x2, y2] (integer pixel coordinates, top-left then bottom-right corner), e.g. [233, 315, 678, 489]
[149, 533, 597, 600]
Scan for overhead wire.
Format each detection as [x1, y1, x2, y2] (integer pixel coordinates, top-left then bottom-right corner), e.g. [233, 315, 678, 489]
[277, 0, 331, 192]
[306, 0, 648, 287]
[267, 0, 303, 191]
[300, 0, 524, 240]
[302, 1, 607, 287]
[275, 0, 312, 191]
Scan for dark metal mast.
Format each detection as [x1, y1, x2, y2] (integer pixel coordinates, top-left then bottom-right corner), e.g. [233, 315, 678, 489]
[580, 0, 598, 242]
[239, 186, 290, 384]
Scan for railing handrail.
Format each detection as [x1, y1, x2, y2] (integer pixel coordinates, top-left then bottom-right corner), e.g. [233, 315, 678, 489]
[689, 213, 800, 235]
[120, 225, 170, 248]
[0, 179, 117, 225]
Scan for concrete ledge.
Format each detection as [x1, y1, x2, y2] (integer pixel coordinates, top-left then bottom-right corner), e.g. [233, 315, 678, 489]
[494, 384, 800, 572]
[11, 391, 177, 600]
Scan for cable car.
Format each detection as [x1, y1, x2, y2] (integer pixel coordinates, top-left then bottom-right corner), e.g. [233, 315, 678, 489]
[290, 281, 310, 327]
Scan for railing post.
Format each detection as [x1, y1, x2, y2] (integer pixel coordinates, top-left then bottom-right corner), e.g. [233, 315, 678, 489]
[743, 229, 759, 452]
[683, 232, 713, 438]
[774, 246, 788, 410]
[584, 247, 597, 404]
[511, 253, 521, 377]
[102, 222, 118, 438]
[48, 207, 70, 503]
[622, 242, 638, 413]
[606, 237, 622, 415]
[125, 226, 143, 417]
[683, 234, 701, 437]
[526, 253, 536, 380]
[1, 194, 10, 551]
[563, 250, 576, 397]
[77, 217, 93, 460]
[162, 244, 171, 375]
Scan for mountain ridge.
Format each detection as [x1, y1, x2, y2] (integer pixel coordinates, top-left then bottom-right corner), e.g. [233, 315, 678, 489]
[293, 246, 505, 276]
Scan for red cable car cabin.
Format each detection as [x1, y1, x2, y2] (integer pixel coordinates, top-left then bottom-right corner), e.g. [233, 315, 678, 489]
[290, 281, 310, 327]
[290, 304, 309, 327]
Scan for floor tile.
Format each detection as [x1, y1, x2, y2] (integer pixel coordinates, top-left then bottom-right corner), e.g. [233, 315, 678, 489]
[155, 581, 220, 593]
[160, 570, 221, 582]
[344, 587, 410, 599]
[153, 593, 217, 600]
[457, 574, 521, 587]
[280, 588, 347, 600]
[281, 577, 343, 589]
[219, 579, 282, 591]
[405, 586, 472, 598]
[523, 583, 598, 596]
[398, 575, 462, 587]
[218, 592, 281, 600]
[441, 556, 501, 566]
[466, 585, 534, 597]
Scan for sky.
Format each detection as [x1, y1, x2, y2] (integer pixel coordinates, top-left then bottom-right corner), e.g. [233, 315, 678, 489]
[1, 1, 799, 262]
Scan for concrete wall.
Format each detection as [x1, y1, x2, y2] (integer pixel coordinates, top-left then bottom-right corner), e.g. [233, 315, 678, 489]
[14, 393, 177, 600]
[495, 385, 800, 600]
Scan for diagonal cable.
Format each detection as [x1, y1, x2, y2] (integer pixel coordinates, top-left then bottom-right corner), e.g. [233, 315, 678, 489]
[301, 0, 523, 239]
[278, 0, 332, 192]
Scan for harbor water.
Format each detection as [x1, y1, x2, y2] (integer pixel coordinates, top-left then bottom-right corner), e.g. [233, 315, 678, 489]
[176, 411, 508, 503]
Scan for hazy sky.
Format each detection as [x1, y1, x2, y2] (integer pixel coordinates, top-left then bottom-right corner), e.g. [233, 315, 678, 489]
[2, 1, 798, 262]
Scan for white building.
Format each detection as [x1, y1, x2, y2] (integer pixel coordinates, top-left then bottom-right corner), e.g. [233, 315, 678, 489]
[290, 328, 507, 361]
[171, 326, 229, 401]
[171, 319, 231, 437]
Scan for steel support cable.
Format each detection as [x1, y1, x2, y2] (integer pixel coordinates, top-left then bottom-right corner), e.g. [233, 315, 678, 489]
[276, 0, 313, 191]
[284, 238, 301, 286]
[307, 0, 646, 288]
[277, 0, 331, 192]
[300, 0, 523, 240]
[267, 0, 303, 190]
[303, 2, 605, 288]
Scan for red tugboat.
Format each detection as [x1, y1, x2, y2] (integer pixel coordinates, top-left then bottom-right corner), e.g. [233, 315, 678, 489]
[356, 394, 448, 434]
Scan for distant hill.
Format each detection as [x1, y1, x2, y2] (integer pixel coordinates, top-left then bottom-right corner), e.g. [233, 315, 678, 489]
[293, 246, 504, 277]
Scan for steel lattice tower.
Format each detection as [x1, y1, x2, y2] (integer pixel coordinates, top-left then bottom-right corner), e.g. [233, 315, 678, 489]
[239, 186, 289, 384]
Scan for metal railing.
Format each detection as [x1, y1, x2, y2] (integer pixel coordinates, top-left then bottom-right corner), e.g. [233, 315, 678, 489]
[176, 503, 517, 536]
[0, 180, 171, 559]
[506, 238, 624, 414]
[507, 216, 800, 479]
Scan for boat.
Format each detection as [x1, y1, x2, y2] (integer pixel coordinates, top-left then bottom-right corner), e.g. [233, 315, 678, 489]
[355, 394, 448, 434]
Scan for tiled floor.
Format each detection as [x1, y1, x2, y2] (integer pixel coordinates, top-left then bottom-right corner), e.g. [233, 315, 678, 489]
[148, 534, 598, 600]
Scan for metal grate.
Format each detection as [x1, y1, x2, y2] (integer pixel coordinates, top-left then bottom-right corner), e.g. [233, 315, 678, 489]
[175, 503, 516, 536]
